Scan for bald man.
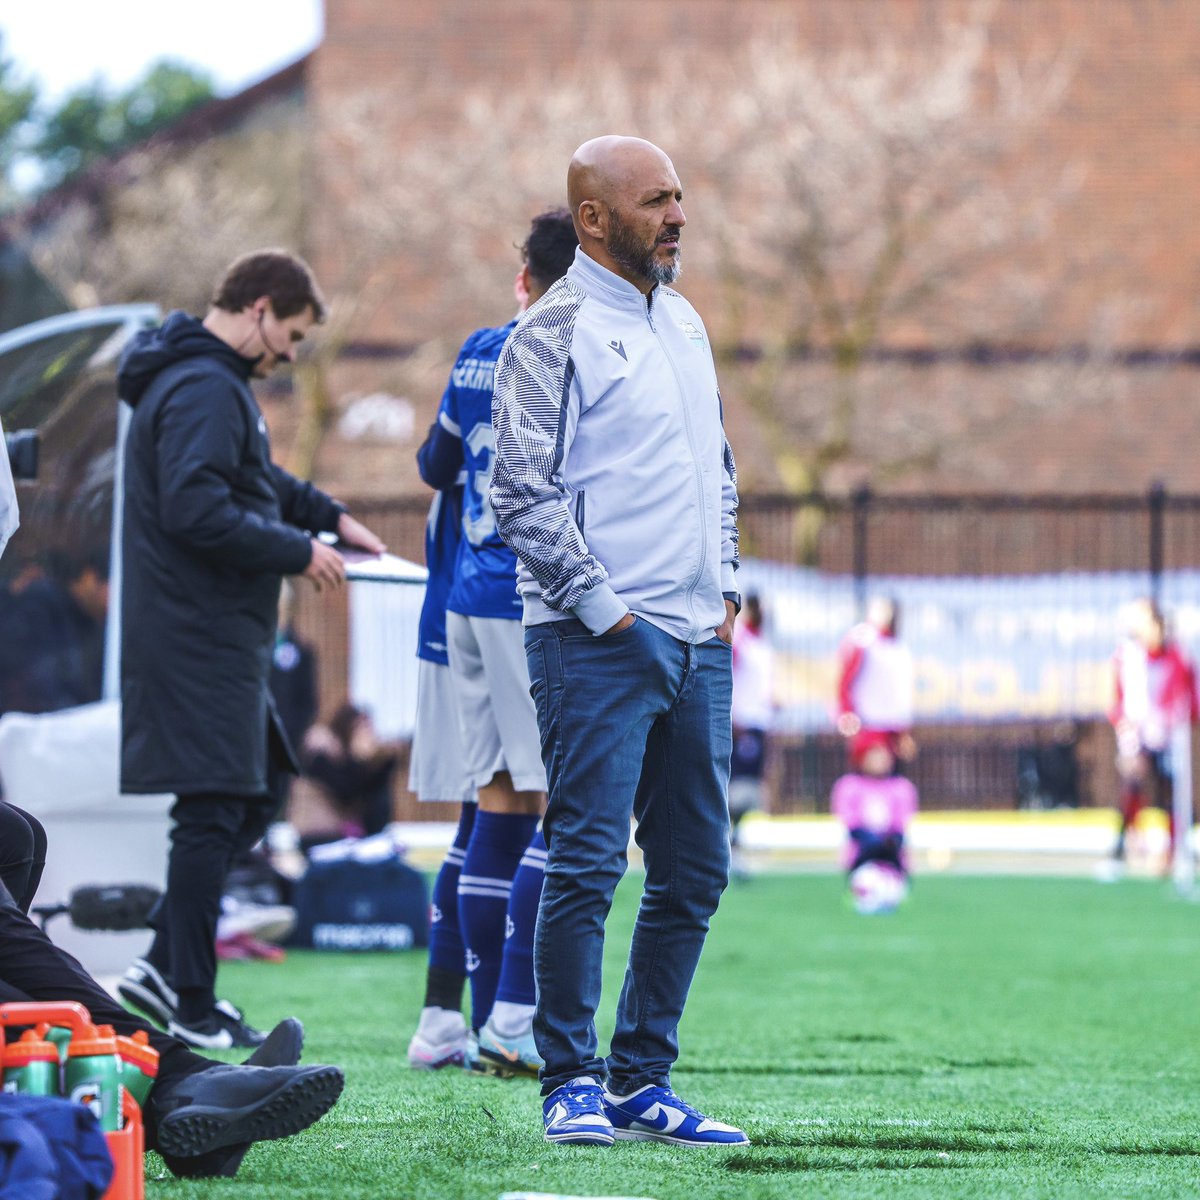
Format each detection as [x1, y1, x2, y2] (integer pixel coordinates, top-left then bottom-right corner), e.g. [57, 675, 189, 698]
[491, 137, 747, 1147]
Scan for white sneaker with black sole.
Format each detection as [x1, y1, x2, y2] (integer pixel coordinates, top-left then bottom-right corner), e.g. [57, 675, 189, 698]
[169, 999, 268, 1050]
[118, 957, 178, 1027]
[407, 1006, 468, 1070]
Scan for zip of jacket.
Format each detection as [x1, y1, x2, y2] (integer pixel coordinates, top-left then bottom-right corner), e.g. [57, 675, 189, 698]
[491, 249, 738, 645]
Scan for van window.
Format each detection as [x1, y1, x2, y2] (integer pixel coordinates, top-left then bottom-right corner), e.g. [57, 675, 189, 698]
[0, 324, 127, 717]
[0, 322, 126, 430]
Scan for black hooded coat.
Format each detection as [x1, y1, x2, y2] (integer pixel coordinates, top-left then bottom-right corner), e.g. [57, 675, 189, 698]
[117, 311, 342, 796]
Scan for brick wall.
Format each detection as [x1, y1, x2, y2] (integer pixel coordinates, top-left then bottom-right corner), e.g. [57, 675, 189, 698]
[311, 0, 1200, 346]
[280, 0, 1200, 501]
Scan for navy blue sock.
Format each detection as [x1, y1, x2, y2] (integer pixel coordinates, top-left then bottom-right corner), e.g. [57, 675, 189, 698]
[494, 826, 546, 1008]
[424, 804, 476, 1009]
[458, 810, 538, 1030]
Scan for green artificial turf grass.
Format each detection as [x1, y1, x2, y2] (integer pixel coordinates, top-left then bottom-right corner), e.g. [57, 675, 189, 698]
[148, 873, 1200, 1199]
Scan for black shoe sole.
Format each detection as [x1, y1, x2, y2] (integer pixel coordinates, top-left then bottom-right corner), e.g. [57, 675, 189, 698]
[160, 1143, 251, 1179]
[155, 1066, 345, 1158]
[244, 1018, 304, 1068]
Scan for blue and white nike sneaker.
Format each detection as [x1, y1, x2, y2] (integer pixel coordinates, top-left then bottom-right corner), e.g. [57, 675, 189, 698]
[543, 1077, 615, 1146]
[603, 1084, 749, 1146]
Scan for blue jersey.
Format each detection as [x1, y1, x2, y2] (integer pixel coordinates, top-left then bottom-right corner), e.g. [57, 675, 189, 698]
[415, 417, 466, 664]
[439, 320, 523, 620]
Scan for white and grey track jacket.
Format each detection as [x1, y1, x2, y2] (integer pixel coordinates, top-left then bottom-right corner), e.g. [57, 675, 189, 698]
[490, 248, 739, 645]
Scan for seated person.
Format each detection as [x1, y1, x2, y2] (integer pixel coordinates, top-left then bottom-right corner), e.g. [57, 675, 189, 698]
[303, 704, 399, 841]
[830, 739, 918, 914]
[0, 801, 343, 1179]
[0, 550, 108, 717]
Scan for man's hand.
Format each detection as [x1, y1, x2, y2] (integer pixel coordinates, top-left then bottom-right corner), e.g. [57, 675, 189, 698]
[303, 538, 347, 593]
[715, 599, 737, 645]
[603, 612, 637, 636]
[337, 511, 386, 555]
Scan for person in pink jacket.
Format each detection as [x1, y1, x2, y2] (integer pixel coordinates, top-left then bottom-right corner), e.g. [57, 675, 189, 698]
[830, 742, 918, 913]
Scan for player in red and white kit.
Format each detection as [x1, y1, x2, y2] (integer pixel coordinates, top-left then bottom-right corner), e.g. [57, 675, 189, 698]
[836, 596, 916, 769]
[1107, 598, 1198, 872]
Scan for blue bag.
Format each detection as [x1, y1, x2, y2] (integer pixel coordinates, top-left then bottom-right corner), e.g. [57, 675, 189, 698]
[291, 836, 428, 951]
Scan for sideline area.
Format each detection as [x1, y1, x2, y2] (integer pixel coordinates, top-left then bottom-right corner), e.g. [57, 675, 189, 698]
[391, 807, 1185, 879]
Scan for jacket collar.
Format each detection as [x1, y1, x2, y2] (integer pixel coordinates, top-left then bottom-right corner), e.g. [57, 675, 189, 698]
[568, 247, 658, 314]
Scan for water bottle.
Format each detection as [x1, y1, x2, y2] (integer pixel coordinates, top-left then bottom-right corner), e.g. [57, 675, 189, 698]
[1, 1028, 60, 1096]
[64, 1022, 124, 1131]
[114, 1029, 159, 1108]
[42, 1022, 74, 1063]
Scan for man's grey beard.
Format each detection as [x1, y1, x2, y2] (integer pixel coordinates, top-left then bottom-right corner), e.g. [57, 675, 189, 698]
[608, 210, 682, 287]
[647, 255, 682, 286]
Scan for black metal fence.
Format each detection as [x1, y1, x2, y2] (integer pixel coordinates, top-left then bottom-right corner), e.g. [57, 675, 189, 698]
[738, 483, 1194, 589]
[738, 486, 1200, 813]
[295, 486, 1200, 819]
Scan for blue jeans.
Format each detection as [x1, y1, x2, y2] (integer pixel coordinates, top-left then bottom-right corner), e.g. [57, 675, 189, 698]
[524, 615, 732, 1095]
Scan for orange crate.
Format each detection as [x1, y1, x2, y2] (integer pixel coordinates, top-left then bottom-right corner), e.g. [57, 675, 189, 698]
[101, 1090, 145, 1200]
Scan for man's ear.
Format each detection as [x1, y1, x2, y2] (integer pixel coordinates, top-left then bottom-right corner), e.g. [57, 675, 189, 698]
[514, 266, 530, 310]
[576, 199, 606, 240]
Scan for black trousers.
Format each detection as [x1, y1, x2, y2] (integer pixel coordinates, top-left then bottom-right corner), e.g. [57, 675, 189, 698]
[0, 801, 47, 914]
[145, 791, 277, 1019]
[0, 802, 208, 1094]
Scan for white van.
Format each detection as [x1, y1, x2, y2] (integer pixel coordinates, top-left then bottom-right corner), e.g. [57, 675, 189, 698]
[0, 306, 171, 975]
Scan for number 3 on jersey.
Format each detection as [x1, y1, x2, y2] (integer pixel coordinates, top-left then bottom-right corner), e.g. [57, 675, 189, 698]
[463, 421, 497, 546]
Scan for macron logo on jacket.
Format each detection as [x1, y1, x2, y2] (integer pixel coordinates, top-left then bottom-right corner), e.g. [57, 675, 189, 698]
[490, 248, 739, 645]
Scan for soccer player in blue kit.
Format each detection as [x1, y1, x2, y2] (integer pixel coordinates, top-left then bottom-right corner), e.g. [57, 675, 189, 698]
[408, 209, 579, 1075]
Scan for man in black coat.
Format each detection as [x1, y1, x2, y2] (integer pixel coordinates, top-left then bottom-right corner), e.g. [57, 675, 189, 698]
[3, 410, 343, 1180]
[116, 249, 383, 1049]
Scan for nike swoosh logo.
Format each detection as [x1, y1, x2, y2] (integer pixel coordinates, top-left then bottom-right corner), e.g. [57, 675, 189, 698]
[489, 1042, 521, 1062]
[636, 1102, 687, 1134]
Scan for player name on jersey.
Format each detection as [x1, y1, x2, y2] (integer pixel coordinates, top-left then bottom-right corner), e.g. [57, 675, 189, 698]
[450, 357, 499, 392]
